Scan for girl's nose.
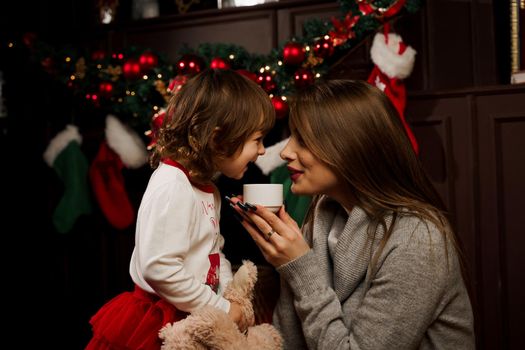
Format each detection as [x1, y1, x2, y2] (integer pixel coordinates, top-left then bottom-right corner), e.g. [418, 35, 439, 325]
[258, 143, 266, 155]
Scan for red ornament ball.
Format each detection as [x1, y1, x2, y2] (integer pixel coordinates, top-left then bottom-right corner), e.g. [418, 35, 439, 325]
[123, 59, 141, 79]
[22, 32, 37, 48]
[139, 51, 158, 70]
[283, 42, 306, 66]
[41, 57, 55, 74]
[98, 81, 113, 97]
[176, 54, 203, 76]
[271, 96, 289, 119]
[91, 50, 106, 61]
[313, 37, 335, 58]
[256, 71, 277, 93]
[210, 57, 230, 70]
[294, 68, 315, 89]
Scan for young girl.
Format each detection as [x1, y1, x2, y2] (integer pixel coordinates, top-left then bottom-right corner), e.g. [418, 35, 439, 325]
[230, 80, 474, 349]
[86, 69, 275, 350]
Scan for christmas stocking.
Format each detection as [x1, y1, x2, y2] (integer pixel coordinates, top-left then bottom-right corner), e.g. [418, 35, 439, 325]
[367, 26, 419, 154]
[43, 125, 92, 233]
[90, 115, 148, 230]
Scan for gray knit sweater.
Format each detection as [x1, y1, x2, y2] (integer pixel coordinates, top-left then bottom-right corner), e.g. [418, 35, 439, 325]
[273, 197, 474, 349]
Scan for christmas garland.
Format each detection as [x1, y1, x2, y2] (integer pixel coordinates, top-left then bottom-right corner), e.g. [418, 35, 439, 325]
[11, 0, 423, 136]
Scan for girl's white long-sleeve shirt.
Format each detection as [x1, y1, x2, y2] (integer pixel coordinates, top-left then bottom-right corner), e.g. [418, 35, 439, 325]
[129, 162, 233, 313]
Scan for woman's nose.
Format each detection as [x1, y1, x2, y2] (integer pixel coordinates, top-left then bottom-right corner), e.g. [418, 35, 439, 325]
[280, 140, 293, 160]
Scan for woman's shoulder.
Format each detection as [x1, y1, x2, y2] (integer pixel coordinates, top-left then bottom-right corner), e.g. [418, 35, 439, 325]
[389, 211, 447, 247]
[383, 212, 460, 273]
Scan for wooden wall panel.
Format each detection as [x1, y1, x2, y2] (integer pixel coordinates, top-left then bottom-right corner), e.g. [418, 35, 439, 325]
[118, 10, 277, 60]
[477, 90, 525, 350]
[407, 86, 525, 350]
[276, 2, 339, 43]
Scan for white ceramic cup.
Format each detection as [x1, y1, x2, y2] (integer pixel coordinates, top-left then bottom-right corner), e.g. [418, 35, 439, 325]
[243, 184, 284, 213]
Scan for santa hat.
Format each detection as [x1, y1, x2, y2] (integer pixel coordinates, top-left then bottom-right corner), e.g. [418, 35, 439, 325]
[89, 115, 148, 230]
[367, 26, 419, 154]
[43, 125, 92, 233]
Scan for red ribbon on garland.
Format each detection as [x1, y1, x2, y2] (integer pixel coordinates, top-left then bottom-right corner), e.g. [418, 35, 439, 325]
[358, 0, 407, 19]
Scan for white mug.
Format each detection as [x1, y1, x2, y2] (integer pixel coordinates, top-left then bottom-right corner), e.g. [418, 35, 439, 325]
[243, 183, 283, 213]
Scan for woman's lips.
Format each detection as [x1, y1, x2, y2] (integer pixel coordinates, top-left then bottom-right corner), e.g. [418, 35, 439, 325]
[287, 166, 303, 182]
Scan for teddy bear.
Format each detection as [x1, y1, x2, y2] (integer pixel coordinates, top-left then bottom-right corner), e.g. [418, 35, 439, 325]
[159, 260, 282, 350]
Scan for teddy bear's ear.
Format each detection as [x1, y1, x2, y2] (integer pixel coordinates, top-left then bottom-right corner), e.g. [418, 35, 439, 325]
[230, 260, 258, 297]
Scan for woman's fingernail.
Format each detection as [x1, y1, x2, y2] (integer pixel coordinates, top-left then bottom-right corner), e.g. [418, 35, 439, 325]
[229, 203, 244, 222]
[236, 202, 249, 211]
[244, 202, 257, 211]
[224, 195, 232, 202]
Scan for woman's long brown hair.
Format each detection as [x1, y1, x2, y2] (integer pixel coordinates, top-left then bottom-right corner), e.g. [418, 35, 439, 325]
[292, 80, 467, 280]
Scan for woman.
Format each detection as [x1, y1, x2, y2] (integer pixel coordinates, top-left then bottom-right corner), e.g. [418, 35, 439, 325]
[229, 80, 474, 349]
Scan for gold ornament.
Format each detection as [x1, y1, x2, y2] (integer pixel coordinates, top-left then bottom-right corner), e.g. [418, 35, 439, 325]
[75, 57, 86, 79]
[175, 0, 200, 14]
[101, 65, 123, 81]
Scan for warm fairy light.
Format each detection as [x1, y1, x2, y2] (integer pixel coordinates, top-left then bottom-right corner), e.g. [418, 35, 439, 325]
[153, 106, 159, 111]
[130, 91, 136, 96]
[118, 98, 123, 102]
[269, 94, 274, 98]
[277, 61, 283, 66]
[125, 90, 130, 95]
[229, 54, 235, 60]
[143, 75, 148, 80]
[259, 67, 265, 73]
[8, 42, 14, 48]
[157, 74, 162, 79]
[70, 75, 76, 80]
[97, 64, 102, 69]
[282, 96, 287, 101]
[144, 130, 152, 136]
[305, 46, 311, 51]
[315, 73, 321, 78]
[265, 65, 270, 71]
[65, 57, 71, 62]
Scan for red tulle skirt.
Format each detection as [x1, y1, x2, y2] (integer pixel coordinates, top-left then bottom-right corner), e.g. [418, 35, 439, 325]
[86, 285, 188, 350]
